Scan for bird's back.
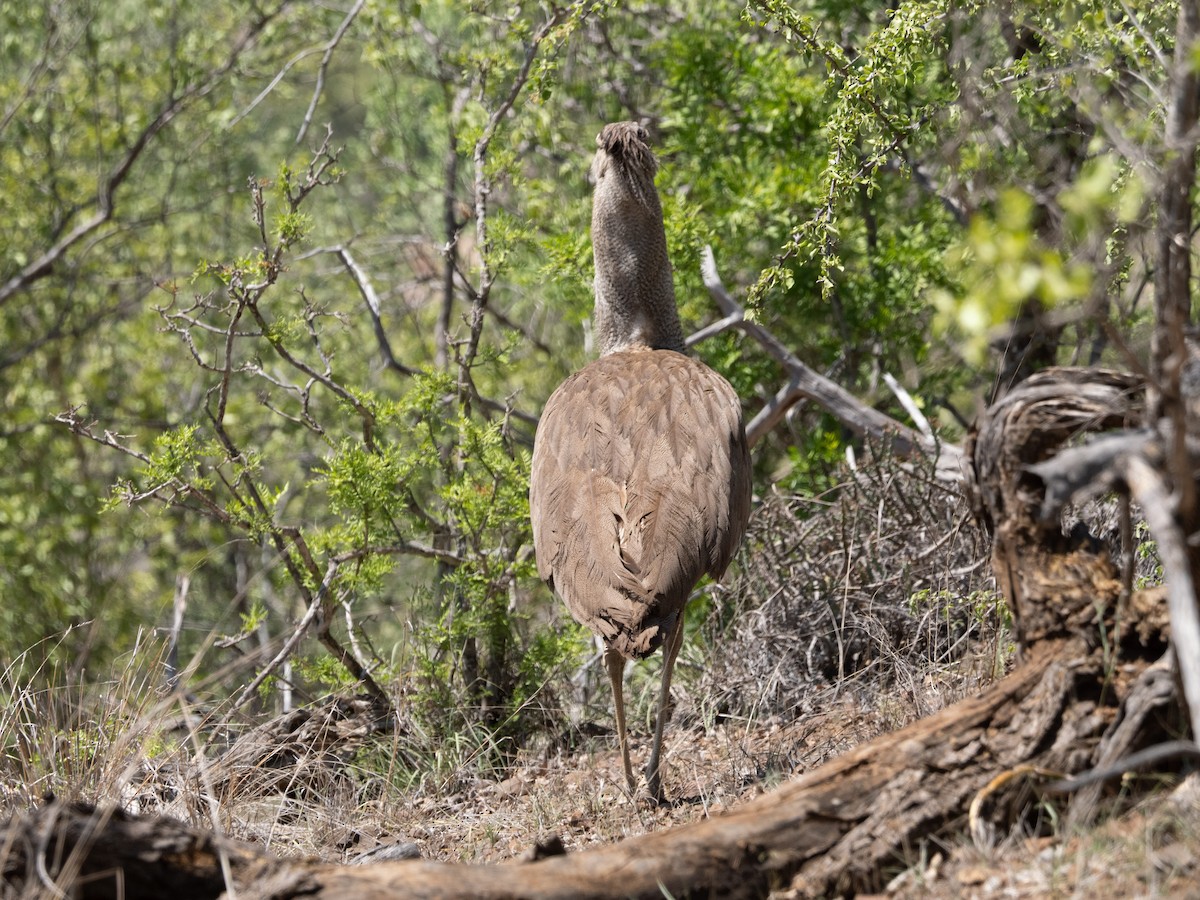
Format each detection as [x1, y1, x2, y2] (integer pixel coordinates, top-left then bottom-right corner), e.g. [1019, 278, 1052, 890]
[530, 348, 751, 659]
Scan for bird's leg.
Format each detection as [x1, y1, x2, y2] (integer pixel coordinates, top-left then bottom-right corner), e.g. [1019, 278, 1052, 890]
[644, 617, 686, 803]
[604, 648, 636, 794]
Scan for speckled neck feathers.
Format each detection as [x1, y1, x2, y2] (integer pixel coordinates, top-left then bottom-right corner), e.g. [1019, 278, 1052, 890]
[590, 122, 686, 356]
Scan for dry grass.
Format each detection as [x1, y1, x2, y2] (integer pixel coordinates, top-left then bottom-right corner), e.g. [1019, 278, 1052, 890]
[1, 453, 1195, 897]
[0, 628, 179, 811]
[686, 448, 1005, 728]
[885, 775, 1200, 899]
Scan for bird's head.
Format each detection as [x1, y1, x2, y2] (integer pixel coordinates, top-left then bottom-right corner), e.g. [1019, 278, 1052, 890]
[591, 121, 658, 197]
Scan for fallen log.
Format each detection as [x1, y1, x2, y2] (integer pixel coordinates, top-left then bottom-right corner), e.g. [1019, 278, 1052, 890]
[0, 641, 1117, 900]
[2, 370, 1184, 899]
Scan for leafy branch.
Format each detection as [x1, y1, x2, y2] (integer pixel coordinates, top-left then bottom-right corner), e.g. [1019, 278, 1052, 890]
[748, 0, 951, 304]
[0, 2, 292, 308]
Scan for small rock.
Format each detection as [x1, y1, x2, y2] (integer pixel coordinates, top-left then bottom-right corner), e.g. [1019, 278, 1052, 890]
[494, 775, 532, 798]
[351, 839, 421, 864]
[956, 864, 992, 886]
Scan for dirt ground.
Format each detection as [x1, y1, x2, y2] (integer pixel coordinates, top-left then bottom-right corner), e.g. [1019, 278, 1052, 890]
[401, 725, 1198, 898]
[210, 666, 1199, 899]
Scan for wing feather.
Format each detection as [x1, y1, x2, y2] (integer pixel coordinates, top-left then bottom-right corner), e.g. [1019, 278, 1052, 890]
[529, 349, 751, 659]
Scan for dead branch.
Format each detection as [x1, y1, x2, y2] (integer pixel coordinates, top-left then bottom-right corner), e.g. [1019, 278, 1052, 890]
[745, 374, 813, 448]
[231, 562, 336, 711]
[1125, 456, 1200, 736]
[882, 371, 933, 440]
[1025, 428, 1157, 523]
[700, 247, 961, 475]
[203, 695, 395, 803]
[967, 364, 1197, 839]
[1059, 651, 1183, 827]
[334, 246, 420, 377]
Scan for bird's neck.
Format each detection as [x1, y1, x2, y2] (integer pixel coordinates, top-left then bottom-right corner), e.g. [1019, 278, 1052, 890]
[591, 145, 686, 357]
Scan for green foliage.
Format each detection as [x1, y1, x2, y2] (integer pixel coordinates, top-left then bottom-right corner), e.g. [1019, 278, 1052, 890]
[1135, 522, 1165, 590]
[1, 0, 1188, 784]
[649, 0, 964, 471]
[293, 653, 357, 693]
[239, 599, 269, 634]
[908, 587, 1012, 633]
[747, 0, 955, 302]
[125, 163, 579, 749]
[933, 144, 1150, 362]
[933, 189, 1094, 363]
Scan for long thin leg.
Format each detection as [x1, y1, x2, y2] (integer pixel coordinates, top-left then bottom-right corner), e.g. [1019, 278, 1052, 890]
[645, 616, 686, 803]
[604, 648, 636, 794]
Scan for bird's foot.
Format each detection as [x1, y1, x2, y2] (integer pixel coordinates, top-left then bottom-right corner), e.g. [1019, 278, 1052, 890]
[642, 775, 668, 807]
[619, 771, 668, 806]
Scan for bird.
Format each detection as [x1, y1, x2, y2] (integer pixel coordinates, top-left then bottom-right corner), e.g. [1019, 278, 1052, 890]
[529, 122, 752, 802]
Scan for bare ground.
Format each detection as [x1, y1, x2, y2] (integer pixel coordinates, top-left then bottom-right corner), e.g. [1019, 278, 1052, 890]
[193, 650, 1198, 899]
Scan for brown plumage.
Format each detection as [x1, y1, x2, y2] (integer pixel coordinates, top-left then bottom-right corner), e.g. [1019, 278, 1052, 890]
[529, 122, 751, 801]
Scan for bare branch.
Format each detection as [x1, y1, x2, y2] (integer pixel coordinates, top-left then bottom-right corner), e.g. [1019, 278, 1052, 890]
[684, 311, 744, 349]
[333, 541, 466, 568]
[326, 246, 539, 431]
[700, 247, 953, 468]
[486, 303, 555, 357]
[231, 561, 336, 711]
[1124, 455, 1200, 739]
[0, 4, 290, 307]
[229, 46, 325, 129]
[904, 157, 969, 226]
[1025, 428, 1157, 522]
[53, 409, 152, 464]
[882, 372, 934, 441]
[745, 377, 822, 449]
[334, 246, 420, 377]
[296, 0, 366, 144]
